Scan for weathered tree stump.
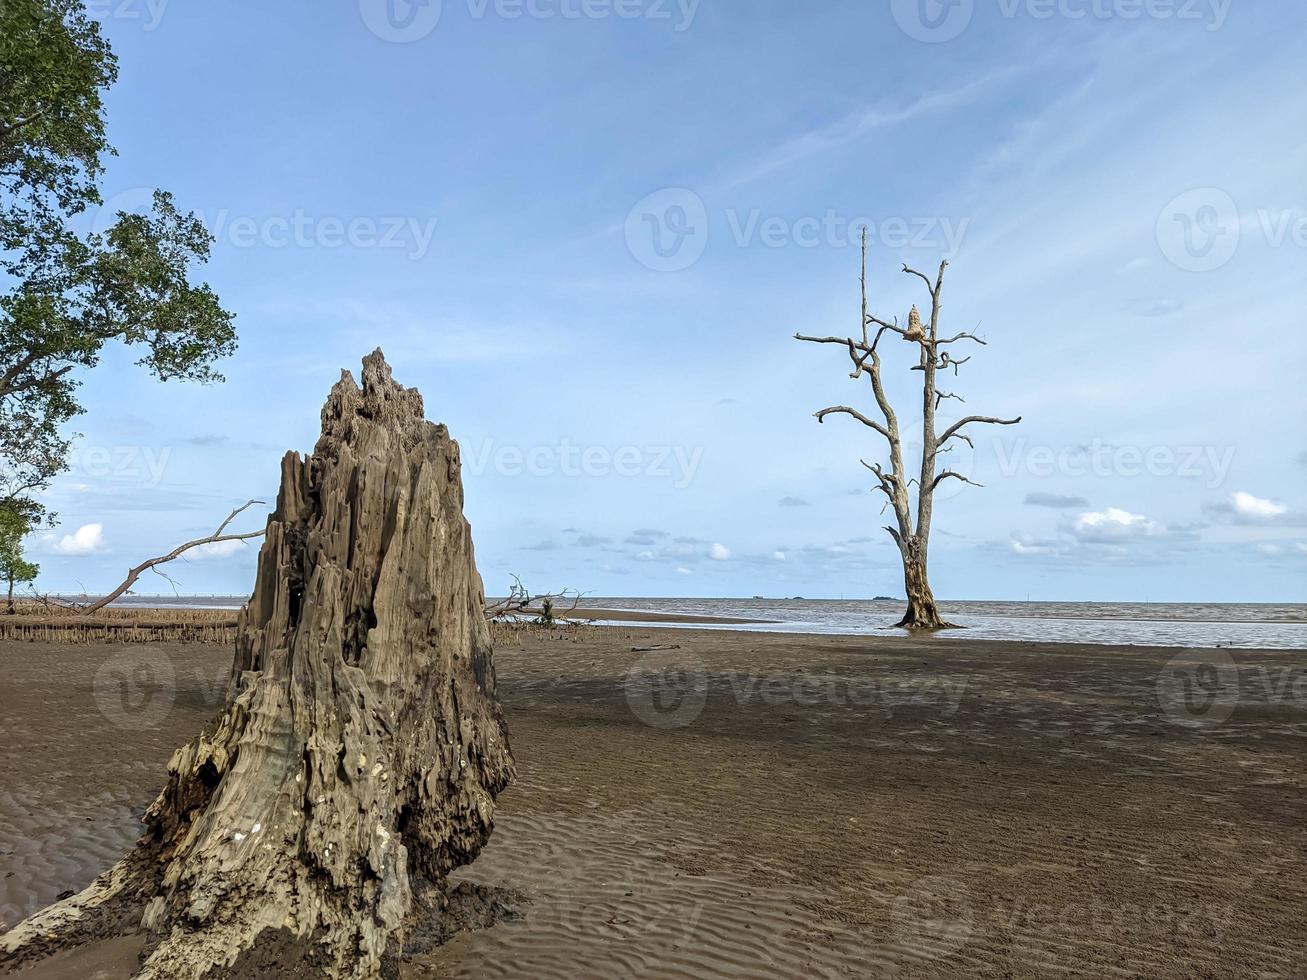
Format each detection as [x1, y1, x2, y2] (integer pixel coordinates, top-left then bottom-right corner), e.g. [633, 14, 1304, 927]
[0, 351, 514, 978]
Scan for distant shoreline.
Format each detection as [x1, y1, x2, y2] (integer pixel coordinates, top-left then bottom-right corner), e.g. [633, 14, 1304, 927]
[46, 595, 1307, 626]
[65, 593, 1307, 610]
[31, 596, 1307, 646]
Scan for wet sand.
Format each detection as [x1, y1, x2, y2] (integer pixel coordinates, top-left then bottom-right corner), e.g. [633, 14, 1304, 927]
[1, 629, 1304, 977]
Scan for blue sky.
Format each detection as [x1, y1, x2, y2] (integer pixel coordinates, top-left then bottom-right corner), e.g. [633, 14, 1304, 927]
[30, 0, 1307, 601]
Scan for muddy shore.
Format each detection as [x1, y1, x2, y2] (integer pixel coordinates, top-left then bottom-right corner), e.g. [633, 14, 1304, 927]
[1, 628, 1303, 977]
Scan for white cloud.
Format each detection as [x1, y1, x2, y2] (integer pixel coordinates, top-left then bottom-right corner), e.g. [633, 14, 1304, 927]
[1010, 534, 1060, 556]
[49, 523, 106, 555]
[675, 566, 692, 575]
[709, 543, 731, 561]
[1068, 508, 1161, 543]
[1010, 504, 1202, 567]
[186, 539, 252, 561]
[1230, 491, 1288, 520]
[1204, 492, 1300, 527]
[773, 551, 786, 561]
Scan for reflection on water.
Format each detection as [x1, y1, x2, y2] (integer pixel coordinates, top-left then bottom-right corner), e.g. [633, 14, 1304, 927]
[585, 598, 1307, 650]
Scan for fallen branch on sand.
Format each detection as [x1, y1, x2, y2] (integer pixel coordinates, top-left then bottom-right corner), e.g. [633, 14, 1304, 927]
[485, 574, 588, 623]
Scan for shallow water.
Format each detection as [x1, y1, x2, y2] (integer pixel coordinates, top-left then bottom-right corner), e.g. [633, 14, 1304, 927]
[583, 597, 1307, 650]
[101, 595, 1307, 649]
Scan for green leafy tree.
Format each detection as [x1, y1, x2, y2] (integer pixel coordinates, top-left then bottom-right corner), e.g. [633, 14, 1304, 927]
[0, 0, 235, 522]
[0, 502, 39, 612]
[536, 595, 555, 627]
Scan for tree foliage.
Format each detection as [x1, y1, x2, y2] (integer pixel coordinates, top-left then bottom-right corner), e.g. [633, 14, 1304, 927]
[0, 501, 39, 609]
[0, 0, 235, 523]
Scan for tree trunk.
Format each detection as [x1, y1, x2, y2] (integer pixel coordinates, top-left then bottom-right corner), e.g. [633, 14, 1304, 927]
[896, 555, 953, 630]
[6, 574, 13, 614]
[0, 351, 514, 978]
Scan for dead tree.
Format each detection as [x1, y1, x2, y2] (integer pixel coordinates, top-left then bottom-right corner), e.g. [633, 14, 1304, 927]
[796, 234, 1021, 629]
[484, 574, 587, 623]
[78, 500, 267, 614]
[0, 351, 514, 977]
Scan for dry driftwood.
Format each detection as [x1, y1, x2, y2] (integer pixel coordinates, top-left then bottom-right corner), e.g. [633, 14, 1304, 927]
[0, 351, 514, 978]
[485, 574, 586, 623]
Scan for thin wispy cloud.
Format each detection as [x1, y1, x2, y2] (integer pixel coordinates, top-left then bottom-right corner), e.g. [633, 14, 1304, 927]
[711, 66, 1027, 194]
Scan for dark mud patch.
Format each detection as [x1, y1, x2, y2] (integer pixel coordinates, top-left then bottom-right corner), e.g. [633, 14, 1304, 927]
[405, 882, 530, 955]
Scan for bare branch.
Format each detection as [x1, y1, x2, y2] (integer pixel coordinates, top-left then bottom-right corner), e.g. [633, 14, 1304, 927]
[900, 260, 948, 308]
[901, 263, 936, 297]
[938, 415, 1022, 446]
[859, 459, 897, 500]
[860, 228, 869, 345]
[869, 319, 906, 352]
[942, 353, 971, 375]
[815, 406, 889, 438]
[80, 500, 267, 614]
[846, 339, 875, 379]
[213, 499, 263, 536]
[937, 331, 987, 346]
[935, 390, 965, 409]
[149, 564, 183, 595]
[860, 458, 897, 483]
[795, 332, 867, 349]
[930, 470, 983, 492]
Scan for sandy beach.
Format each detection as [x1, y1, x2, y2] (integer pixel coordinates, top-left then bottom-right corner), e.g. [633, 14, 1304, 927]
[1, 627, 1304, 978]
